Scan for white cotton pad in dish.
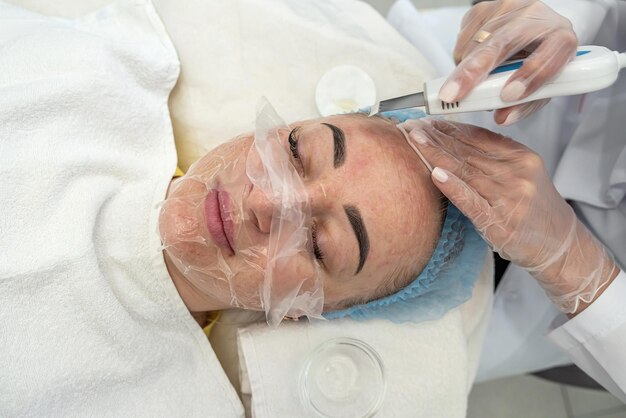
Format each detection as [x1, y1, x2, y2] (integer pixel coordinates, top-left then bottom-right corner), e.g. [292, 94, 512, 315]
[315, 65, 376, 116]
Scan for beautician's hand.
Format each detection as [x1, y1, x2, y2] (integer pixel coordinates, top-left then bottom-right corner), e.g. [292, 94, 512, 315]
[440, 0, 578, 125]
[400, 119, 619, 315]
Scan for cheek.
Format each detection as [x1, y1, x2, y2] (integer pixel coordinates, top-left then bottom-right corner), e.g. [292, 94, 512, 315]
[159, 196, 206, 247]
[159, 196, 272, 310]
[212, 269, 267, 309]
[186, 136, 252, 181]
[261, 251, 322, 300]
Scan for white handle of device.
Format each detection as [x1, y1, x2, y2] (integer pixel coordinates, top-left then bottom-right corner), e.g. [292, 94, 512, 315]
[425, 45, 626, 115]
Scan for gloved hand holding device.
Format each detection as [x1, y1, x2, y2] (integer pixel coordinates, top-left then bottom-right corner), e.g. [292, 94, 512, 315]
[400, 119, 620, 315]
[441, 0, 578, 125]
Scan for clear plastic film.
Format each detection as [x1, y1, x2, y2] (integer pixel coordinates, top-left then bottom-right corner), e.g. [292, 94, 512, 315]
[159, 98, 323, 327]
[247, 98, 324, 325]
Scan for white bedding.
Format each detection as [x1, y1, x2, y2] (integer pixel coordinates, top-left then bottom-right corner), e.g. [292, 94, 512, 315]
[0, 2, 243, 416]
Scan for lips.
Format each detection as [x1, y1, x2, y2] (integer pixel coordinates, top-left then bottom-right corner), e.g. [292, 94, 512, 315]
[204, 188, 235, 256]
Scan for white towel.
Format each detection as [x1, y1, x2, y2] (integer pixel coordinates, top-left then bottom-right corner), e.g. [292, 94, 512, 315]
[215, 253, 493, 418]
[0, 1, 243, 416]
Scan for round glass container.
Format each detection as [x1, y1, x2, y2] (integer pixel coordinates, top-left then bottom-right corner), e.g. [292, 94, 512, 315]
[299, 337, 386, 418]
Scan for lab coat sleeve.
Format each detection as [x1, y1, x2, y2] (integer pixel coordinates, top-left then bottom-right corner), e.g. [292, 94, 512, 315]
[548, 270, 626, 403]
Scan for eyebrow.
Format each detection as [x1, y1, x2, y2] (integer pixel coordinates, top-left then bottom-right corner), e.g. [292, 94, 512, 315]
[344, 205, 370, 275]
[321, 123, 345, 168]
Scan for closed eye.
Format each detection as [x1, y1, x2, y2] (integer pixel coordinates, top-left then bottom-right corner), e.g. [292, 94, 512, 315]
[288, 127, 305, 175]
[311, 221, 326, 262]
[288, 128, 300, 159]
[288, 128, 326, 264]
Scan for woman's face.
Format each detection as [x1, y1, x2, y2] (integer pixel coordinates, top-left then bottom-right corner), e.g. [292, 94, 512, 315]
[159, 115, 443, 314]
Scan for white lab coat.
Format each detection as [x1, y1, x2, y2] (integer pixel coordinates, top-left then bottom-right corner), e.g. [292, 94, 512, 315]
[548, 270, 626, 403]
[388, 0, 626, 402]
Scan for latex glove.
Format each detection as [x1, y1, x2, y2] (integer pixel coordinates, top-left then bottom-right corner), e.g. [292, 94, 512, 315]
[399, 119, 619, 314]
[440, 0, 578, 125]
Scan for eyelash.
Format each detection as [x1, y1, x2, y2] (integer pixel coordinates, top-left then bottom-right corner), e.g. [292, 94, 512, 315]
[311, 222, 326, 261]
[288, 128, 300, 160]
[289, 128, 324, 262]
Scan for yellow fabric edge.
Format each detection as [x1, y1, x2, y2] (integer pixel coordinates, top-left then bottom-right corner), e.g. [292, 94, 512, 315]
[203, 311, 221, 337]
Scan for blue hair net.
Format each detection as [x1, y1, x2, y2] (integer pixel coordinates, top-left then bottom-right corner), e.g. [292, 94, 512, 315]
[379, 108, 427, 122]
[324, 203, 488, 323]
[357, 107, 427, 123]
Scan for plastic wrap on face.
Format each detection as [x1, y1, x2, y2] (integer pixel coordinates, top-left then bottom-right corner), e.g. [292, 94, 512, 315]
[247, 98, 324, 326]
[159, 98, 323, 327]
[159, 137, 266, 311]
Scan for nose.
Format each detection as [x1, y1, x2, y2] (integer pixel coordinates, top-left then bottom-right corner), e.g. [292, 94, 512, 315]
[247, 182, 333, 234]
[246, 184, 274, 234]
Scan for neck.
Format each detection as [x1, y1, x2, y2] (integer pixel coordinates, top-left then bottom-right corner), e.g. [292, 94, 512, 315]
[163, 250, 231, 313]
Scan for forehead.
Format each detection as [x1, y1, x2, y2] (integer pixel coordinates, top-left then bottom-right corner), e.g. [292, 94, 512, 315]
[306, 115, 443, 284]
[297, 114, 420, 170]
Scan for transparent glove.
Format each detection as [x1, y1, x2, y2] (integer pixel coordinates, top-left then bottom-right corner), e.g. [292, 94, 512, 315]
[440, 0, 578, 125]
[400, 119, 619, 314]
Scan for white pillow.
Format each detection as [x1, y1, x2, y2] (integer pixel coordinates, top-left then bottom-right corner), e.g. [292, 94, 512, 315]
[10, 0, 435, 170]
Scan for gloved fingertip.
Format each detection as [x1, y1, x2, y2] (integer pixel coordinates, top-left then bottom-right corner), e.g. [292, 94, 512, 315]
[432, 167, 449, 183]
[397, 118, 428, 131]
[501, 80, 526, 102]
[501, 109, 523, 126]
[415, 136, 428, 146]
[439, 81, 460, 103]
[409, 131, 429, 146]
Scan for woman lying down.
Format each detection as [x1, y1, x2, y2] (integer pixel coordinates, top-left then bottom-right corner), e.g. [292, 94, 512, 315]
[0, 1, 485, 416]
[162, 100, 486, 329]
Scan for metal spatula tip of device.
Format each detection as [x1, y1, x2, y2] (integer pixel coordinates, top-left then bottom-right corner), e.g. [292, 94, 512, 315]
[373, 92, 427, 116]
[367, 103, 380, 117]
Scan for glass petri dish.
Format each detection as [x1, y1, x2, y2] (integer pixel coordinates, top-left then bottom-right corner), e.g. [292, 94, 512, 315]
[299, 337, 386, 418]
